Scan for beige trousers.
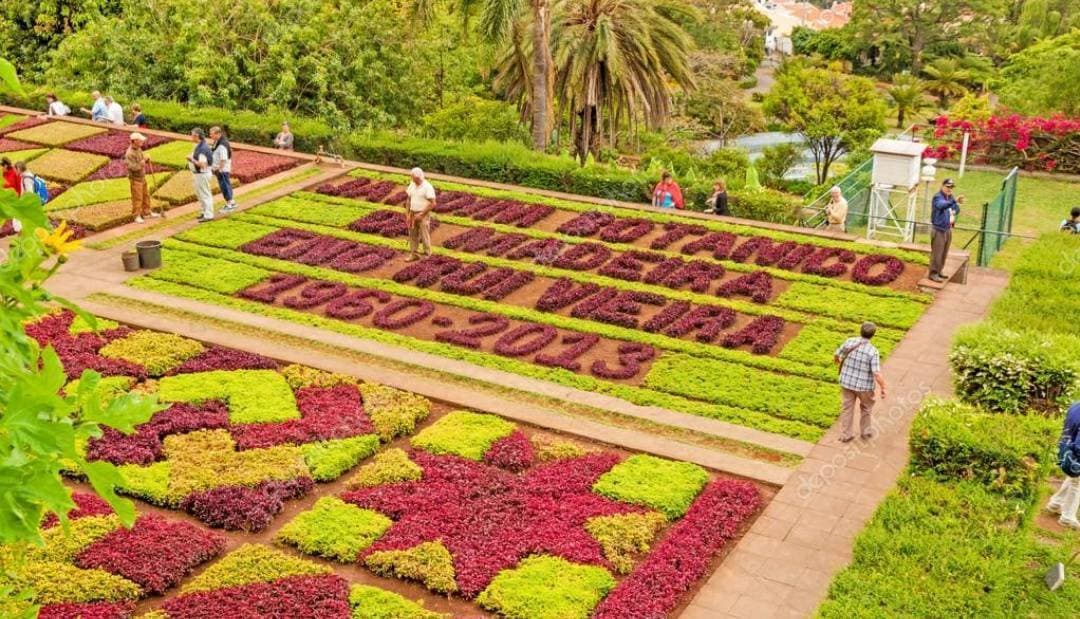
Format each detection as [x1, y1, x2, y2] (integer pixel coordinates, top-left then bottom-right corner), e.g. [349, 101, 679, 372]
[840, 388, 875, 440]
[129, 178, 151, 217]
[408, 212, 431, 257]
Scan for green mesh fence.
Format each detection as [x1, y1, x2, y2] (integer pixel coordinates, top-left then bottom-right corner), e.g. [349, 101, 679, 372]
[801, 157, 873, 229]
[977, 167, 1018, 266]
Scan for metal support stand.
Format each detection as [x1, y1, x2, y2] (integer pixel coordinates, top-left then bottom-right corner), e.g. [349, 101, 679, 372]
[866, 184, 918, 243]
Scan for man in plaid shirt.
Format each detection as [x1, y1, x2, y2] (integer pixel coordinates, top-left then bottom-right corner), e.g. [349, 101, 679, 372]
[834, 322, 887, 442]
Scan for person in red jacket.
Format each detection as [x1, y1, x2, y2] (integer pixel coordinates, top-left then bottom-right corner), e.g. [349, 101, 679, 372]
[2, 157, 21, 195]
[651, 171, 684, 210]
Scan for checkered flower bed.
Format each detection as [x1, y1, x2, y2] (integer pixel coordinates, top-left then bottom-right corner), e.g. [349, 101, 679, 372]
[84, 158, 172, 181]
[230, 149, 302, 183]
[30, 149, 110, 183]
[7, 120, 107, 146]
[0, 492, 225, 617]
[276, 410, 762, 617]
[25, 310, 430, 533]
[0, 137, 39, 152]
[66, 131, 173, 157]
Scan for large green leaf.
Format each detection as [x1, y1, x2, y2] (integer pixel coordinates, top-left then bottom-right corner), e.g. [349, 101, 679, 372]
[0, 57, 24, 96]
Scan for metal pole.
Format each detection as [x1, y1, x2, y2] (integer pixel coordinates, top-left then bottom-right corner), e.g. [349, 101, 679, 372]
[959, 131, 970, 178]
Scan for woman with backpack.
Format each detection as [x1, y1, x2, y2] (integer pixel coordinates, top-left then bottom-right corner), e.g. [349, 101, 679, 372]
[1049, 401, 1080, 529]
[2, 158, 20, 194]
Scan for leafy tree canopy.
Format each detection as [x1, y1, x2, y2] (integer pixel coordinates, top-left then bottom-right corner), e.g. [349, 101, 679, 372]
[996, 29, 1080, 116]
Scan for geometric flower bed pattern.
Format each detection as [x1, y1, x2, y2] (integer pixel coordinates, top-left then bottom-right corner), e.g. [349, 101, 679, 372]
[20, 311, 762, 617]
[2, 117, 300, 234]
[25, 310, 428, 533]
[130, 169, 934, 441]
[277, 410, 762, 617]
[0, 492, 224, 617]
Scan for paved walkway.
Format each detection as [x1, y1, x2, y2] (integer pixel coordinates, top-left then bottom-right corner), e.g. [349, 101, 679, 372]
[679, 267, 1009, 618]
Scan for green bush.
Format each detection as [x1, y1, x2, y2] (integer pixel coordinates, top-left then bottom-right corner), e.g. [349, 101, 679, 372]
[27, 515, 122, 564]
[476, 555, 615, 619]
[909, 399, 1057, 499]
[951, 324, 1078, 415]
[819, 477, 1054, 618]
[158, 369, 299, 424]
[182, 544, 331, 593]
[277, 497, 391, 562]
[584, 512, 666, 574]
[300, 435, 381, 482]
[421, 96, 528, 143]
[154, 248, 270, 295]
[10, 561, 142, 604]
[347, 448, 422, 488]
[99, 330, 205, 376]
[410, 411, 515, 461]
[348, 584, 447, 619]
[989, 234, 1080, 338]
[592, 454, 709, 519]
[364, 541, 458, 594]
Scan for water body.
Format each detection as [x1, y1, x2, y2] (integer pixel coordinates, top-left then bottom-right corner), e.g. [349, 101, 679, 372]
[698, 132, 819, 180]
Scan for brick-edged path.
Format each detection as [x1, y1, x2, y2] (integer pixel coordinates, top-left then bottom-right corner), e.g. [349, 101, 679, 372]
[679, 267, 1009, 618]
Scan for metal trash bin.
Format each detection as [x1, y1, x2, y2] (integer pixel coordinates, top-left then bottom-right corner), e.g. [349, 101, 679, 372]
[135, 240, 162, 269]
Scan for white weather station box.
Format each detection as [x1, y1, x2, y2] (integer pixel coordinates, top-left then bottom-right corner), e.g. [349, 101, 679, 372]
[866, 138, 926, 243]
[870, 139, 925, 189]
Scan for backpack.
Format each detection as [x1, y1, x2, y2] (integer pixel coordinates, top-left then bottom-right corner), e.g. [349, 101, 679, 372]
[32, 175, 49, 205]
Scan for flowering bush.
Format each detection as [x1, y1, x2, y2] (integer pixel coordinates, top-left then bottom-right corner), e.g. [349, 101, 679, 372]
[592, 479, 761, 618]
[74, 514, 226, 594]
[927, 113, 1080, 174]
[66, 132, 171, 157]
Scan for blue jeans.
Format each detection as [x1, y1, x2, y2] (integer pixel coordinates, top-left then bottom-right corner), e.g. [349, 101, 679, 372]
[215, 171, 234, 202]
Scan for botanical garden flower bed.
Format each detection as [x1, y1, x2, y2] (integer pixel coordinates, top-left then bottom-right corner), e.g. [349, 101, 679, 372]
[127, 172, 934, 442]
[15, 311, 768, 617]
[0, 117, 301, 234]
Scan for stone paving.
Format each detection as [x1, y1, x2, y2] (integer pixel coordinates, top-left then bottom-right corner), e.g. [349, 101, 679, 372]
[679, 267, 1010, 618]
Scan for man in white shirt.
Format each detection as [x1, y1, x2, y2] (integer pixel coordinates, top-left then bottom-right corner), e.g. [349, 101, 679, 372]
[105, 96, 124, 125]
[404, 167, 436, 261]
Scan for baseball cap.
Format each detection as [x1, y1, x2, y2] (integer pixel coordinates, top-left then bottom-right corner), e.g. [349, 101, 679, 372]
[130, 132, 147, 142]
[942, 178, 955, 187]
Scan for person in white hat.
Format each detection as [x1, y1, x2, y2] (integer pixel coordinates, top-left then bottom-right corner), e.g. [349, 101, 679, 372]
[824, 186, 848, 233]
[404, 167, 436, 261]
[125, 132, 156, 223]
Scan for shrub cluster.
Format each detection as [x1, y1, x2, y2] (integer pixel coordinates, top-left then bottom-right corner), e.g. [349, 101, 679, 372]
[592, 454, 710, 519]
[277, 497, 392, 562]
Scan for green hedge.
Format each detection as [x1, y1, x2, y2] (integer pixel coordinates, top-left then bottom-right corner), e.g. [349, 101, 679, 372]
[3, 88, 797, 223]
[951, 324, 1078, 415]
[909, 399, 1057, 499]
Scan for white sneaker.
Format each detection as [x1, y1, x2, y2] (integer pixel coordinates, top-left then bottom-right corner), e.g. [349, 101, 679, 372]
[1058, 517, 1080, 530]
[1047, 503, 1063, 515]
[149, 212, 161, 218]
[134, 216, 144, 224]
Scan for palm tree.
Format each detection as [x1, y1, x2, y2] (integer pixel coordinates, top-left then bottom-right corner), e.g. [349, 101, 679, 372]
[417, 0, 554, 151]
[886, 73, 928, 128]
[542, 0, 695, 163]
[922, 58, 970, 108]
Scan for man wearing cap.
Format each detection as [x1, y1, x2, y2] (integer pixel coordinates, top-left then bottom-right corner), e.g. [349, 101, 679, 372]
[125, 132, 156, 223]
[404, 167, 436, 261]
[929, 178, 963, 282]
[187, 128, 215, 222]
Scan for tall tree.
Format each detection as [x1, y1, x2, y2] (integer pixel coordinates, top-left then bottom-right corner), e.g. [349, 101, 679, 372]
[922, 57, 970, 107]
[763, 63, 886, 184]
[848, 0, 1005, 73]
[545, 0, 695, 162]
[886, 73, 928, 128]
[0, 1, 119, 79]
[997, 29, 1080, 116]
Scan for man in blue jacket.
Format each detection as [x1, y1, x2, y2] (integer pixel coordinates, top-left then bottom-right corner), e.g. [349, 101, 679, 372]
[929, 178, 963, 282]
[1048, 401, 1080, 529]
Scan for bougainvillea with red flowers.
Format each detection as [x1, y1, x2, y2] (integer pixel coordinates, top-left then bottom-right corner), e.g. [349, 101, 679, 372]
[75, 514, 226, 594]
[926, 113, 1080, 174]
[344, 450, 635, 597]
[592, 478, 761, 618]
[483, 430, 535, 472]
[65, 131, 172, 157]
[851, 254, 905, 286]
[179, 477, 315, 531]
[161, 574, 351, 617]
